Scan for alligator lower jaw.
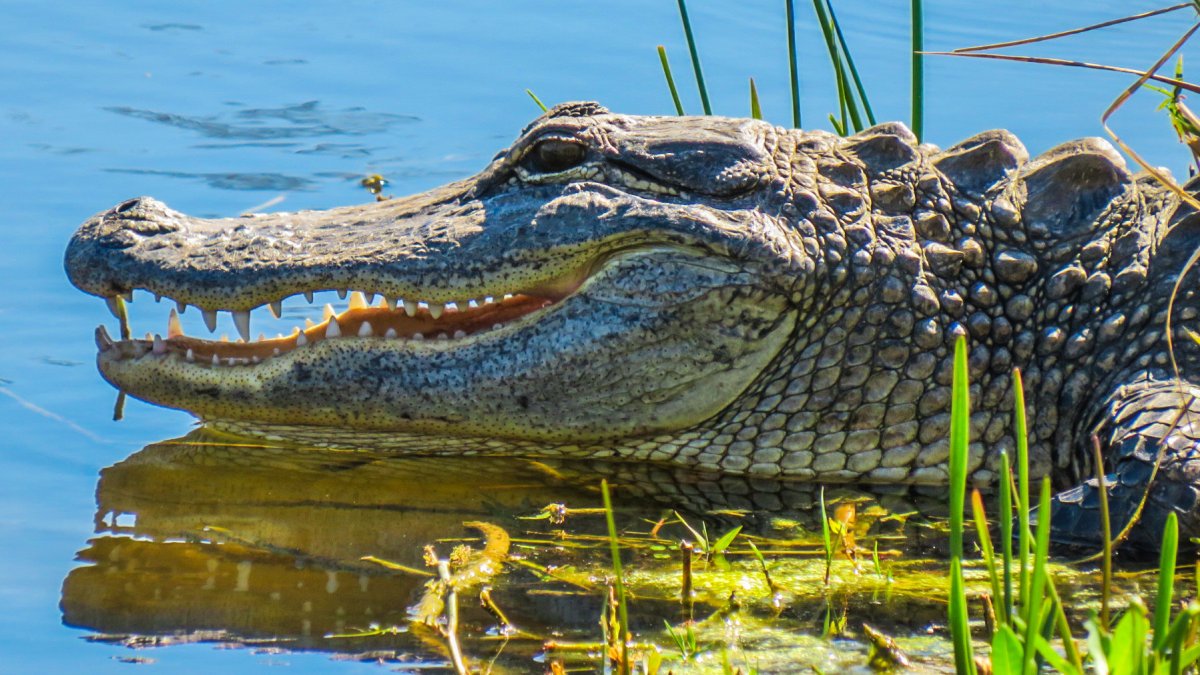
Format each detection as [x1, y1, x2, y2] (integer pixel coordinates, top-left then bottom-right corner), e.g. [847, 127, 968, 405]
[95, 285, 575, 368]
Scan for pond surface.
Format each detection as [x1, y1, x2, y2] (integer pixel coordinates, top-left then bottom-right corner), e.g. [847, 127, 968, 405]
[1, 1, 1197, 672]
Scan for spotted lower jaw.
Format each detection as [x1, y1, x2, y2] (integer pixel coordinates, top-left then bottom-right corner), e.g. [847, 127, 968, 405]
[96, 284, 579, 368]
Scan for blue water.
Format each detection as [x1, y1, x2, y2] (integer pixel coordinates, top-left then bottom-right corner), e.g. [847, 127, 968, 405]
[0, 1, 1195, 671]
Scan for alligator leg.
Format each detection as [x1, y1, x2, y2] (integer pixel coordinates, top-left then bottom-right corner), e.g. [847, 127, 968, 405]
[1044, 372, 1200, 553]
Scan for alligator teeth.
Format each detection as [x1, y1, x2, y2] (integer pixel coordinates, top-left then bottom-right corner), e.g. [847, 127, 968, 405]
[167, 308, 184, 338]
[336, 290, 347, 300]
[152, 334, 166, 355]
[202, 309, 219, 333]
[154, 294, 162, 303]
[412, 332, 424, 340]
[384, 328, 397, 339]
[364, 292, 376, 304]
[429, 303, 444, 320]
[186, 348, 194, 362]
[257, 333, 267, 342]
[269, 300, 283, 318]
[437, 333, 448, 340]
[96, 325, 114, 351]
[349, 292, 367, 310]
[232, 311, 252, 342]
[358, 321, 373, 337]
[386, 297, 398, 310]
[305, 318, 316, 329]
[121, 291, 133, 303]
[453, 329, 467, 339]
[176, 300, 187, 314]
[304, 291, 314, 304]
[403, 300, 416, 317]
[323, 304, 336, 321]
[105, 297, 121, 318]
[211, 354, 220, 366]
[296, 331, 308, 346]
[326, 320, 341, 338]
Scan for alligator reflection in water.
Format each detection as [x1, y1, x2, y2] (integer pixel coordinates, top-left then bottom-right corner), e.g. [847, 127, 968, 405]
[61, 429, 961, 669]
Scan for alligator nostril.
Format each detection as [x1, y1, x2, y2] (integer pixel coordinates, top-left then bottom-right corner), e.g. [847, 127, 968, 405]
[115, 198, 140, 214]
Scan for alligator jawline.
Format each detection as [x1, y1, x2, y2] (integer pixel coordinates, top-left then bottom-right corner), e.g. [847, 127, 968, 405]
[95, 285, 577, 368]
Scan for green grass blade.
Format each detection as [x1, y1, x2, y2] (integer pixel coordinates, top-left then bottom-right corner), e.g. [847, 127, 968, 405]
[971, 489, 1002, 610]
[910, 0, 924, 140]
[820, 486, 833, 584]
[949, 334, 970, 561]
[1012, 368, 1031, 608]
[825, 0, 875, 126]
[657, 46, 686, 115]
[811, 0, 854, 134]
[1021, 480, 1053, 675]
[1045, 576, 1084, 673]
[1153, 512, 1180, 651]
[526, 89, 548, 112]
[949, 557, 978, 675]
[785, 0, 801, 127]
[675, 0, 711, 115]
[600, 480, 630, 675]
[999, 449, 1015, 626]
[749, 78, 763, 119]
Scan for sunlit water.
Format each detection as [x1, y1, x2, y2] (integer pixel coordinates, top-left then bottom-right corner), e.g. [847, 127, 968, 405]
[1, 1, 1196, 671]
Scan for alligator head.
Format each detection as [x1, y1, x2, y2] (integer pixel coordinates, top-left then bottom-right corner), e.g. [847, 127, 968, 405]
[65, 102, 807, 447]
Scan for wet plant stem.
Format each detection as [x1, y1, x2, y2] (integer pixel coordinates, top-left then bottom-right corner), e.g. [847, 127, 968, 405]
[1091, 434, 1113, 630]
[911, 0, 924, 140]
[601, 480, 630, 675]
[785, 0, 801, 127]
[680, 541, 695, 622]
[675, 0, 711, 114]
[437, 559, 469, 675]
[657, 46, 685, 115]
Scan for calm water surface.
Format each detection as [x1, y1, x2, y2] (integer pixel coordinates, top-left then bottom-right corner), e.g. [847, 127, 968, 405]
[1, 1, 1196, 672]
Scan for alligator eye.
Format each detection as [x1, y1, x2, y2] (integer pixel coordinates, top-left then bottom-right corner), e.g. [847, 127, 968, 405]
[528, 139, 587, 174]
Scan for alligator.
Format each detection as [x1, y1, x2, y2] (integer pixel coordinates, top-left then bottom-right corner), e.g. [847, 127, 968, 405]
[65, 102, 1200, 550]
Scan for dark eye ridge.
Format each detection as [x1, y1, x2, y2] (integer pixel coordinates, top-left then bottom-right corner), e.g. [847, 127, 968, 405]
[529, 139, 587, 173]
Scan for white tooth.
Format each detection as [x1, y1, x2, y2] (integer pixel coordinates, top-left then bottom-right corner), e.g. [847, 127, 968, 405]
[186, 348, 195, 362]
[95, 325, 115, 350]
[437, 333, 448, 340]
[233, 311, 252, 342]
[403, 300, 416, 317]
[105, 297, 122, 318]
[251, 356, 260, 364]
[429, 303, 444, 320]
[227, 357, 238, 366]
[364, 292, 376, 304]
[258, 333, 267, 342]
[144, 332, 153, 341]
[305, 318, 315, 329]
[467, 298, 479, 308]
[296, 332, 308, 346]
[349, 292, 367, 310]
[484, 296, 495, 304]
[493, 323, 503, 330]
[220, 334, 230, 342]
[337, 289, 347, 300]
[384, 328, 397, 339]
[272, 348, 281, 356]
[385, 297, 398, 310]
[167, 308, 184, 338]
[412, 332, 424, 340]
[275, 333, 284, 339]
[154, 294, 162, 303]
[176, 300, 187, 314]
[326, 320, 341, 338]
[304, 291, 314, 304]
[212, 354, 220, 366]
[453, 329, 467, 339]
[503, 294, 513, 300]
[323, 304, 336, 320]
[203, 309, 219, 332]
[269, 300, 283, 318]
[152, 334, 166, 354]
[446, 302, 458, 313]
[358, 321, 373, 337]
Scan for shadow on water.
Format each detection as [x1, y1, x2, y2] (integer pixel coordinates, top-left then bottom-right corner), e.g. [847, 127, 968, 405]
[59, 428, 991, 671]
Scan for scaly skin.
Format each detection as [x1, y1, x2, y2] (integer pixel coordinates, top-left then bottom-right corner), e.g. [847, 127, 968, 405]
[65, 102, 1200, 550]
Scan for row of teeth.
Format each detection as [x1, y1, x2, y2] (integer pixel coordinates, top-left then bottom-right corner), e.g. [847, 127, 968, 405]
[105, 290, 515, 343]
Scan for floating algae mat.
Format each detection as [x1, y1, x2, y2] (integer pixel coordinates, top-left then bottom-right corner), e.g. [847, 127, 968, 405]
[61, 429, 1188, 672]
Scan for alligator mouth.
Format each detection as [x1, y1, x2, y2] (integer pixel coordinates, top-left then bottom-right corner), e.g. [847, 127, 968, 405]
[95, 267, 590, 368]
